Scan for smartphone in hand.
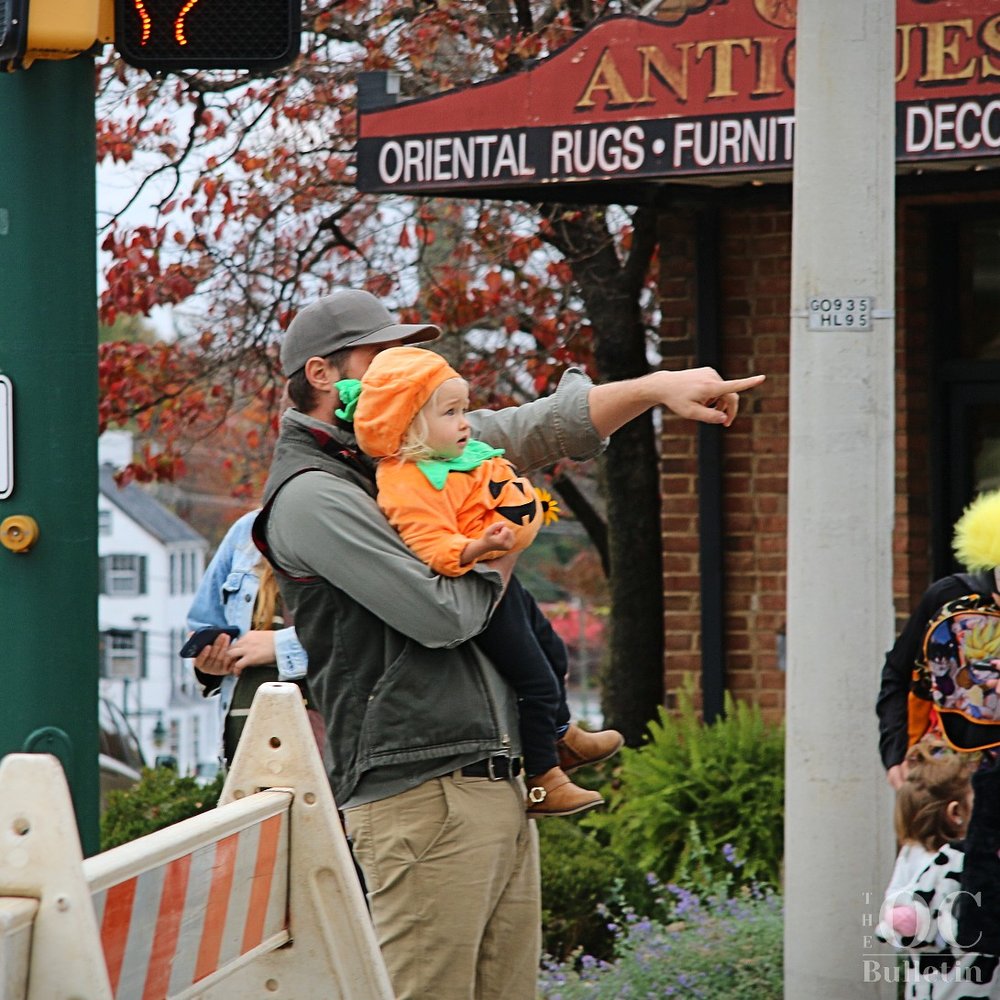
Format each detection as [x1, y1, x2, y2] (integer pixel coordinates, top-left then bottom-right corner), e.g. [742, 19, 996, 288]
[179, 626, 240, 659]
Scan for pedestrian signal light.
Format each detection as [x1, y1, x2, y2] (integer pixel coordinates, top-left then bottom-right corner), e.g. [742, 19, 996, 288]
[115, 0, 301, 71]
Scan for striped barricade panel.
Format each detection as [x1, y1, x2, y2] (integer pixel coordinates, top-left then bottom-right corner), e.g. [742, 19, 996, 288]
[1, 687, 394, 1000]
[85, 790, 291, 1000]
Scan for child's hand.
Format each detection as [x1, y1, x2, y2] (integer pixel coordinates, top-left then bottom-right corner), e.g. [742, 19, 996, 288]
[460, 524, 518, 566]
[483, 523, 516, 551]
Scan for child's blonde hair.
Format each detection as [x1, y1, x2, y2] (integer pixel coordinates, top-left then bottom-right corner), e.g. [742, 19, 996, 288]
[894, 741, 977, 850]
[395, 379, 464, 463]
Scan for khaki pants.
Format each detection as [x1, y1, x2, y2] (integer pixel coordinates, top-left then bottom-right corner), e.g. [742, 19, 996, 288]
[344, 772, 540, 1000]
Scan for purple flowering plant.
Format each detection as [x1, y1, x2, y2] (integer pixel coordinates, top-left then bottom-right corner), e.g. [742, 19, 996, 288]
[538, 681, 783, 989]
[538, 843, 782, 999]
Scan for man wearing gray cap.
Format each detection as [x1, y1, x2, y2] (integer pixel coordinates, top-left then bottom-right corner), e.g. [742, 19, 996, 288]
[254, 288, 764, 999]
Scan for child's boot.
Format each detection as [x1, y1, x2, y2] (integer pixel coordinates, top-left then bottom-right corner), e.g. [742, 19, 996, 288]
[556, 723, 625, 773]
[525, 767, 604, 818]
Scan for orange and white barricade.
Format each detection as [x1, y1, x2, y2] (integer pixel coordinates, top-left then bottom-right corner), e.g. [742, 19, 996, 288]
[0, 683, 394, 1000]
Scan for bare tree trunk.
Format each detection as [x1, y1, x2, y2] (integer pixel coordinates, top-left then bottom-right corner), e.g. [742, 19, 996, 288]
[542, 207, 663, 745]
[590, 307, 664, 746]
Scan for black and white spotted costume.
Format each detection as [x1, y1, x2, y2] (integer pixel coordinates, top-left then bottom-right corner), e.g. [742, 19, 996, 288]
[878, 841, 999, 999]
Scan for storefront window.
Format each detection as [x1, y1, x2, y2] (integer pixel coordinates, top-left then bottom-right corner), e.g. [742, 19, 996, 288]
[964, 220, 1000, 495]
[970, 402, 1000, 496]
[960, 220, 1000, 359]
[929, 211, 1000, 573]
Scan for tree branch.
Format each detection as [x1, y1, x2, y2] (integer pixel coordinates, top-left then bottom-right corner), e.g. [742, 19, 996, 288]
[551, 469, 609, 575]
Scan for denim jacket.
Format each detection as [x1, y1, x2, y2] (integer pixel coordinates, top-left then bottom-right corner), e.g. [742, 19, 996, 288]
[186, 510, 308, 739]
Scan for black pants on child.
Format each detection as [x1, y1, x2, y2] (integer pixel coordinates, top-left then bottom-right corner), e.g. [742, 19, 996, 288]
[473, 575, 572, 777]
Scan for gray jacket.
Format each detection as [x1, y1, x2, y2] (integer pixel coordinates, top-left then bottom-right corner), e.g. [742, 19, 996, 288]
[255, 367, 604, 808]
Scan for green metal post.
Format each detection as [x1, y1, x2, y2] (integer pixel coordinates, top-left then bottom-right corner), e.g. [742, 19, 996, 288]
[0, 57, 99, 855]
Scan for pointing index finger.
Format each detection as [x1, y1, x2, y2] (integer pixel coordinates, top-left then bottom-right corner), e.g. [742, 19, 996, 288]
[718, 374, 766, 393]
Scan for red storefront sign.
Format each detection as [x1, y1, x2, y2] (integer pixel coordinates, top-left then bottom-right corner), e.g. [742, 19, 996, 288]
[356, 0, 1000, 195]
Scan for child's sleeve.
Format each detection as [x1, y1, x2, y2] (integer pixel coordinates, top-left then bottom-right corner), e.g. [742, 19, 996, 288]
[377, 469, 474, 577]
[878, 848, 965, 953]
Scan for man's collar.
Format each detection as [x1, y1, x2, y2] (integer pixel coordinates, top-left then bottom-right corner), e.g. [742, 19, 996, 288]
[285, 407, 353, 441]
[284, 408, 374, 474]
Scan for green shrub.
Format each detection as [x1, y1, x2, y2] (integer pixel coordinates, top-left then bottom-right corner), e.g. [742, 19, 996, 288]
[585, 685, 784, 889]
[100, 767, 225, 851]
[539, 819, 645, 963]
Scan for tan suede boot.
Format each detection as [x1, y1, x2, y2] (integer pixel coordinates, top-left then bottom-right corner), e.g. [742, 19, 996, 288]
[525, 767, 604, 818]
[556, 723, 625, 774]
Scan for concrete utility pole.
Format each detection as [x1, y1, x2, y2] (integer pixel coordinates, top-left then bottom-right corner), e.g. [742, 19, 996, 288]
[784, 2, 896, 997]
[0, 58, 100, 855]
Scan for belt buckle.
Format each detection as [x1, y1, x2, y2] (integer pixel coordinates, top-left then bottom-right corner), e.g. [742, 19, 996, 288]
[486, 753, 510, 781]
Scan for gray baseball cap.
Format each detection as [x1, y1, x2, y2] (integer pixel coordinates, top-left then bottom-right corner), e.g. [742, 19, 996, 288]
[280, 289, 441, 376]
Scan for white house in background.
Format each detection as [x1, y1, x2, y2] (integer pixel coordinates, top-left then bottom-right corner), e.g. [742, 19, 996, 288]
[98, 431, 220, 777]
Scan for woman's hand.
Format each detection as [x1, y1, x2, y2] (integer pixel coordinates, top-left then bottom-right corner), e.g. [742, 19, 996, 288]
[193, 632, 237, 676]
[228, 630, 278, 674]
[193, 630, 277, 677]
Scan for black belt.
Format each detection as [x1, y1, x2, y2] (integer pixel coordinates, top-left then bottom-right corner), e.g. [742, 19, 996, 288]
[460, 755, 522, 780]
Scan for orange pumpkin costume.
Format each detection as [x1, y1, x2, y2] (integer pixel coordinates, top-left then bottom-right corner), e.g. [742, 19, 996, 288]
[352, 347, 545, 576]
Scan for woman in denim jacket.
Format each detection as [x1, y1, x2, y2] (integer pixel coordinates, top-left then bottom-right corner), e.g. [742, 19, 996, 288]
[186, 509, 309, 765]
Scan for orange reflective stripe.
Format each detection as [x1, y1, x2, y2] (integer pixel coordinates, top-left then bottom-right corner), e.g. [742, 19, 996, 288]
[242, 813, 283, 953]
[142, 853, 192, 1000]
[101, 877, 138, 994]
[193, 834, 239, 982]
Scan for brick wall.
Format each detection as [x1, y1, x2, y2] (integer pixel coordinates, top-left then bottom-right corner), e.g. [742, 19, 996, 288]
[895, 202, 933, 631]
[655, 191, 1000, 724]
[657, 195, 791, 725]
[657, 206, 700, 711]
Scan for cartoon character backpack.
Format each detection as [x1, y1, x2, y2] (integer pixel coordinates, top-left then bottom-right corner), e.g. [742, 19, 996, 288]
[914, 576, 1000, 752]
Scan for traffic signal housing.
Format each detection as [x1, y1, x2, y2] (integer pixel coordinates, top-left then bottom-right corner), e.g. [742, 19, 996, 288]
[1, 0, 110, 70]
[114, 0, 301, 72]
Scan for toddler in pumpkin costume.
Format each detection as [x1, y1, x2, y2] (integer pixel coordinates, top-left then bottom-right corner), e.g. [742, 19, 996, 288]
[340, 345, 623, 816]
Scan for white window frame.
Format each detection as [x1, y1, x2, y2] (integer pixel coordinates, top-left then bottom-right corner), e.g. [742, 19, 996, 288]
[106, 554, 143, 596]
[101, 629, 144, 680]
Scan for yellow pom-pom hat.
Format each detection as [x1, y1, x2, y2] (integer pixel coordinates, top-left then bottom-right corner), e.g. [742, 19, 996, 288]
[953, 488, 1000, 571]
